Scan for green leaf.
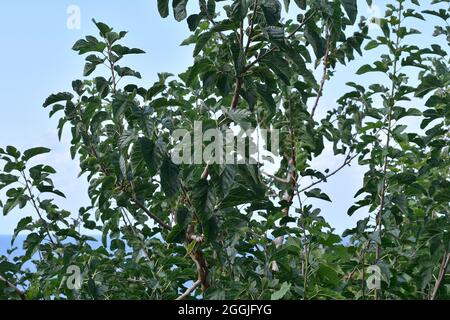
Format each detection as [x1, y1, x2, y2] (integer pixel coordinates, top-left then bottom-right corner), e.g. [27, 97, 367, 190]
[94, 76, 110, 98]
[92, 19, 112, 37]
[192, 179, 216, 218]
[415, 75, 441, 98]
[364, 40, 379, 50]
[341, 0, 358, 24]
[293, 0, 306, 10]
[192, 179, 218, 241]
[43, 92, 73, 108]
[193, 32, 212, 57]
[256, 84, 277, 114]
[139, 138, 164, 176]
[72, 37, 107, 55]
[36, 185, 66, 198]
[22, 147, 51, 162]
[220, 165, 237, 199]
[231, 0, 248, 21]
[305, 21, 325, 59]
[160, 157, 180, 198]
[304, 188, 331, 202]
[166, 224, 186, 243]
[119, 130, 138, 149]
[187, 14, 202, 31]
[261, 0, 282, 26]
[111, 44, 145, 56]
[173, 0, 188, 22]
[113, 66, 142, 79]
[0, 174, 19, 190]
[3, 197, 21, 216]
[271, 282, 291, 300]
[83, 62, 98, 76]
[157, 0, 170, 18]
[283, 0, 290, 12]
[5, 146, 20, 158]
[347, 204, 365, 216]
[186, 239, 197, 255]
[12, 216, 33, 244]
[318, 263, 341, 285]
[206, 0, 216, 17]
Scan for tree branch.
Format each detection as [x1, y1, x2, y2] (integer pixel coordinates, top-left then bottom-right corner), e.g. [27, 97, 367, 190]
[297, 152, 358, 194]
[133, 199, 173, 231]
[20, 171, 58, 247]
[230, 76, 244, 110]
[176, 279, 202, 300]
[311, 33, 331, 118]
[0, 275, 26, 300]
[431, 252, 450, 300]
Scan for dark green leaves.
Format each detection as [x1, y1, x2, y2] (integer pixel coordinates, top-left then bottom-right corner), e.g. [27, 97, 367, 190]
[231, 0, 248, 21]
[0, 174, 18, 190]
[160, 157, 180, 198]
[341, 0, 358, 24]
[139, 138, 164, 176]
[173, 0, 188, 22]
[305, 21, 325, 59]
[111, 45, 145, 56]
[192, 179, 217, 241]
[364, 40, 379, 50]
[304, 188, 332, 202]
[8, 1, 450, 301]
[192, 179, 216, 216]
[271, 282, 291, 300]
[92, 19, 113, 37]
[356, 62, 389, 75]
[114, 66, 142, 79]
[187, 14, 202, 31]
[293, 0, 306, 10]
[193, 32, 212, 57]
[72, 36, 107, 55]
[261, 0, 282, 26]
[22, 147, 51, 162]
[157, 0, 170, 18]
[415, 75, 441, 97]
[84, 55, 105, 76]
[256, 83, 277, 114]
[166, 207, 192, 243]
[43, 92, 73, 108]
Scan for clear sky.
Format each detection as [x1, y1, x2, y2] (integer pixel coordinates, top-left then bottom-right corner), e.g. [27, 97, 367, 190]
[0, 0, 444, 235]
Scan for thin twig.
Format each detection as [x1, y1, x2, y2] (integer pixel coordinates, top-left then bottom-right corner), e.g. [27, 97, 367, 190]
[431, 252, 450, 300]
[311, 33, 331, 118]
[261, 170, 293, 184]
[374, 2, 402, 300]
[20, 171, 58, 247]
[176, 279, 202, 300]
[297, 152, 358, 194]
[133, 199, 173, 231]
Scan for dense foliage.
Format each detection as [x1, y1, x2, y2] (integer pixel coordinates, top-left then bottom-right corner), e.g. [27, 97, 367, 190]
[1, 0, 449, 300]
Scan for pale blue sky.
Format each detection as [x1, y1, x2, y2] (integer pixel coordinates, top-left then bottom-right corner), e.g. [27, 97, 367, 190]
[0, 0, 445, 235]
